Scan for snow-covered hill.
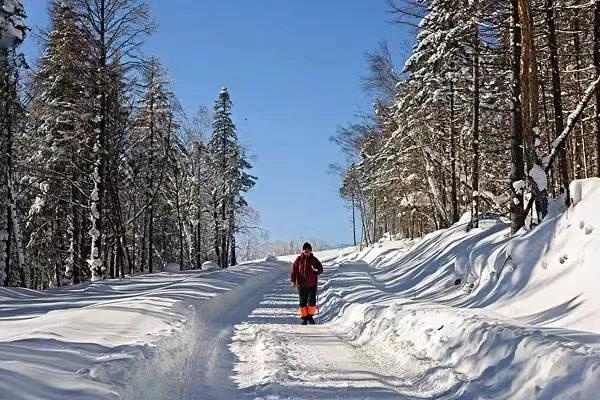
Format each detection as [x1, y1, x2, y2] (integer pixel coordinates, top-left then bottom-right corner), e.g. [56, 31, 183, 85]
[2, 179, 600, 399]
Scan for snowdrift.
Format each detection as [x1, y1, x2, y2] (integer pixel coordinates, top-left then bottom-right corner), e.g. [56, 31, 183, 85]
[328, 178, 600, 334]
[459, 178, 600, 333]
[201, 261, 219, 270]
[0, 262, 289, 400]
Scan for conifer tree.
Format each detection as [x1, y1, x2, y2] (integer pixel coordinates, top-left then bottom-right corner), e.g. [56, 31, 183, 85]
[208, 88, 255, 267]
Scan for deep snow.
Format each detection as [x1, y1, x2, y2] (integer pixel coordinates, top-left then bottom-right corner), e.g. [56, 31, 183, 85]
[2, 179, 600, 399]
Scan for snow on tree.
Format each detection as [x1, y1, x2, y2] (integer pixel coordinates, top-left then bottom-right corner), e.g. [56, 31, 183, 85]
[329, 0, 600, 243]
[26, 1, 92, 286]
[0, 0, 26, 286]
[0, 0, 26, 49]
[130, 58, 176, 274]
[0, 0, 263, 289]
[208, 88, 256, 267]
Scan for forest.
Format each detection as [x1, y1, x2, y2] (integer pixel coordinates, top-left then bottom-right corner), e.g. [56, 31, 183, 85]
[333, 0, 600, 244]
[0, 0, 256, 289]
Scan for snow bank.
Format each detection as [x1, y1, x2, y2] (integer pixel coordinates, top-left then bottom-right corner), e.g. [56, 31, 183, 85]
[332, 302, 600, 399]
[370, 178, 600, 333]
[488, 178, 600, 332]
[201, 261, 219, 270]
[0, 261, 289, 399]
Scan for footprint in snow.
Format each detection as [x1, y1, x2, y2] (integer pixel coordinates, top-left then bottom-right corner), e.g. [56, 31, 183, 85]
[585, 225, 594, 235]
[559, 254, 568, 264]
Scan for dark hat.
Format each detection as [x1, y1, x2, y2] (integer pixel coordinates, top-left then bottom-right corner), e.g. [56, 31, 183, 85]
[302, 242, 312, 251]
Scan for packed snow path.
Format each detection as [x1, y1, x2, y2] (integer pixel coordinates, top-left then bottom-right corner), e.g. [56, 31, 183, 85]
[125, 256, 427, 399]
[231, 273, 430, 400]
[124, 251, 405, 400]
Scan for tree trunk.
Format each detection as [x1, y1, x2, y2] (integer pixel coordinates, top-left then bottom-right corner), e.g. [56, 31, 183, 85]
[572, 18, 586, 180]
[595, 0, 600, 177]
[230, 230, 236, 267]
[213, 198, 221, 266]
[140, 212, 147, 272]
[175, 184, 184, 270]
[4, 207, 11, 286]
[519, 0, 548, 220]
[352, 193, 357, 246]
[88, 0, 108, 282]
[108, 244, 115, 279]
[471, 28, 481, 228]
[196, 208, 202, 268]
[511, 0, 526, 234]
[450, 84, 459, 223]
[147, 69, 155, 274]
[220, 199, 227, 267]
[545, 0, 570, 200]
[372, 195, 377, 242]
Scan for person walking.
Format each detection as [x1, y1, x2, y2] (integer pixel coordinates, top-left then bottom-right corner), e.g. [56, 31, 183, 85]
[290, 242, 323, 325]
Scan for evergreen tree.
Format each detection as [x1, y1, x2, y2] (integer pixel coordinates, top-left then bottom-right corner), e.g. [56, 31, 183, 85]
[208, 88, 255, 267]
[26, 0, 92, 287]
[71, 0, 153, 280]
[0, 0, 26, 49]
[0, 0, 26, 286]
[131, 58, 175, 274]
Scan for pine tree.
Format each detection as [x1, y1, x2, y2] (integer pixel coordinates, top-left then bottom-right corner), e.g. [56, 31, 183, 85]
[208, 88, 255, 267]
[0, 0, 26, 286]
[70, 0, 153, 280]
[26, 0, 92, 287]
[131, 58, 174, 273]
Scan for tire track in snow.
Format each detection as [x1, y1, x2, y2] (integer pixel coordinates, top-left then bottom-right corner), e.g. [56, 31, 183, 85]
[121, 261, 291, 400]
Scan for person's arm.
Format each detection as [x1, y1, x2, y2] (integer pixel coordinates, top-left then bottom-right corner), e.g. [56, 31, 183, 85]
[312, 257, 323, 275]
[290, 258, 299, 285]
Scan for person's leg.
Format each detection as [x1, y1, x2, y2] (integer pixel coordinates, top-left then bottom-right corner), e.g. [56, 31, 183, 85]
[298, 287, 309, 324]
[307, 286, 317, 324]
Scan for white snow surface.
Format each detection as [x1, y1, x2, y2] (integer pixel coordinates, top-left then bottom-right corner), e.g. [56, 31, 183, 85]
[0, 0, 25, 49]
[2, 179, 600, 399]
[529, 163, 548, 191]
[201, 261, 219, 271]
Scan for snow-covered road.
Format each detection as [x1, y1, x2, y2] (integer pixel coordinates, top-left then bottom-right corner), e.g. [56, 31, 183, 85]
[231, 273, 421, 400]
[4, 182, 600, 400]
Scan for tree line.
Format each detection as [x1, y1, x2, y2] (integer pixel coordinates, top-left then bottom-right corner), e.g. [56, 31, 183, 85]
[0, 0, 256, 289]
[334, 0, 600, 244]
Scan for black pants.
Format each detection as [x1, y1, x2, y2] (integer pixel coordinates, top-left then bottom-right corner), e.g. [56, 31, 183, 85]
[297, 286, 318, 319]
[298, 286, 317, 307]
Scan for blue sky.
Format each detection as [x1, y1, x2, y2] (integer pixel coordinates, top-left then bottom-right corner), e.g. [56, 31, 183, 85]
[22, 0, 411, 246]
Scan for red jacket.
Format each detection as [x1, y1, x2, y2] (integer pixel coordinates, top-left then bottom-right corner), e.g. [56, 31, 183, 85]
[291, 254, 323, 288]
